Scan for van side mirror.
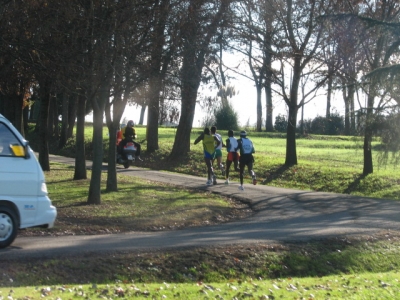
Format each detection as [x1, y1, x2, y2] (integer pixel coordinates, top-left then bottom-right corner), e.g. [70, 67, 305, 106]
[10, 142, 30, 159]
[10, 144, 26, 157]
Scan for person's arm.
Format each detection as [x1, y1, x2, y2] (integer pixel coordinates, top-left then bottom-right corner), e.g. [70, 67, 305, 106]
[225, 138, 230, 151]
[235, 139, 241, 152]
[194, 133, 204, 145]
[214, 136, 221, 148]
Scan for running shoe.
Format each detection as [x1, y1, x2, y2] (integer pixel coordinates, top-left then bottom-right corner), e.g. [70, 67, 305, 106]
[224, 179, 229, 185]
[220, 165, 225, 176]
[206, 180, 212, 185]
[238, 185, 244, 191]
[252, 177, 257, 185]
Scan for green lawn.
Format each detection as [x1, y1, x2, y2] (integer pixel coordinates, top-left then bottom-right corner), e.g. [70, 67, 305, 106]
[103, 127, 400, 200]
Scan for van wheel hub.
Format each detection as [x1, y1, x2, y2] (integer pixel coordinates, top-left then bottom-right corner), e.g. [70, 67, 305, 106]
[0, 213, 12, 240]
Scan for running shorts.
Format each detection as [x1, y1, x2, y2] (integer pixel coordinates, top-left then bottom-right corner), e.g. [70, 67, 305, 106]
[239, 154, 254, 165]
[214, 149, 222, 158]
[204, 150, 215, 159]
[227, 152, 239, 162]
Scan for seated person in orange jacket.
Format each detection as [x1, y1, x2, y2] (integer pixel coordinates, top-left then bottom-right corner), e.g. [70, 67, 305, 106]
[116, 126, 124, 145]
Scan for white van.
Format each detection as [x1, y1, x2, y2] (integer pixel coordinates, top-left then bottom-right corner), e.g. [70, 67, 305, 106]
[0, 114, 57, 248]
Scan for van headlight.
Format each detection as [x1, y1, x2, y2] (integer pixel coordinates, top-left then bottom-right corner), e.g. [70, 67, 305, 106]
[41, 182, 48, 194]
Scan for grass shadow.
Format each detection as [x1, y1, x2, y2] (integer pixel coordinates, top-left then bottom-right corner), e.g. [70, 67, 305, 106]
[344, 173, 367, 194]
[261, 164, 291, 184]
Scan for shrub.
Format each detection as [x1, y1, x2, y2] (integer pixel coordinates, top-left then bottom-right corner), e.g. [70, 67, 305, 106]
[274, 114, 287, 132]
[214, 102, 239, 130]
[310, 116, 326, 134]
[310, 114, 344, 135]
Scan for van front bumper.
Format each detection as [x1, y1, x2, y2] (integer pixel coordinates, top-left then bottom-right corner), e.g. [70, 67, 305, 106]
[26, 196, 57, 229]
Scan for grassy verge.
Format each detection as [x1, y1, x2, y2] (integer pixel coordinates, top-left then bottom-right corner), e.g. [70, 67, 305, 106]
[3, 272, 400, 299]
[2, 234, 400, 299]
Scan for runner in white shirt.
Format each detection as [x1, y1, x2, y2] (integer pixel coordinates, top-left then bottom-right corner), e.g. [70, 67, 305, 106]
[224, 129, 240, 185]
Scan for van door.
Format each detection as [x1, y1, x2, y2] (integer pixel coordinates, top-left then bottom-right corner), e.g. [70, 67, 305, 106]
[0, 122, 38, 225]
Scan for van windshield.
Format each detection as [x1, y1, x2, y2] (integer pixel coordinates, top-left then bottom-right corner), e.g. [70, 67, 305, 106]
[0, 123, 20, 156]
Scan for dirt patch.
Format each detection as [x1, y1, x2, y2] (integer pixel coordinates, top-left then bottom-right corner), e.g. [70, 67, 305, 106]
[18, 195, 253, 237]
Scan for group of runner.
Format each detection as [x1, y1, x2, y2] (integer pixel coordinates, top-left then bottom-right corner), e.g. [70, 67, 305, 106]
[194, 126, 257, 191]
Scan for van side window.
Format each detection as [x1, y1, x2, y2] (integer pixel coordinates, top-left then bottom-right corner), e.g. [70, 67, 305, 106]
[0, 123, 20, 156]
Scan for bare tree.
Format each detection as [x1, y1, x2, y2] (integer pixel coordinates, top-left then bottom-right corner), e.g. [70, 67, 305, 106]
[273, 0, 327, 166]
[356, 0, 400, 175]
[169, 0, 233, 160]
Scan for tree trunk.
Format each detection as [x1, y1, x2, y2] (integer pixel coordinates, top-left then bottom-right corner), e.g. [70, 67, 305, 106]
[146, 0, 170, 152]
[326, 73, 332, 118]
[265, 80, 273, 132]
[74, 94, 87, 180]
[146, 75, 161, 152]
[59, 92, 69, 149]
[285, 57, 301, 166]
[256, 84, 262, 132]
[363, 131, 373, 175]
[300, 103, 304, 134]
[87, 83, 109, 204]
[48, 96, 55, 137]
[139, 105, 146, 125]
[67, 94, 77, 140]
[53, 95, 59, 139]
[23, 105, 29, 135]
[285, 103, 298, 166]
[87, 98, 104, 205]
[343, 86, 350, 135]
[38, 81, 51, 171]
[349, 83, 355, 134]
[106, 121, 118, 192]
[105, 93, 123, 193]
[363, 93, 374, 175]
[13, 93, 24, 136]
[169, 84, 197, 160]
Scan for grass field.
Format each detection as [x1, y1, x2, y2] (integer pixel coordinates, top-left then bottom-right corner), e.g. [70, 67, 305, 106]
[73, 126, 400, 201]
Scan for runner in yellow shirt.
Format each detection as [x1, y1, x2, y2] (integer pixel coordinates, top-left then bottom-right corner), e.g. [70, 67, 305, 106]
[194, 127, 221, 185]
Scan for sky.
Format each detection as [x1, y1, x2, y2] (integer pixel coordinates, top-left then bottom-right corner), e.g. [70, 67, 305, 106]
[111, 46, 356, 128]
[121, 76, 346, 128]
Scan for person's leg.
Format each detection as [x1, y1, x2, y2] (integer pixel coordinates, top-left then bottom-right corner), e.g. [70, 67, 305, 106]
[238, 161, 245, 190]
[247, 162, 256, 184]
[133, 142, 142, 160]
[133, 142, 140, 155]
[225, 159, 232, 179]
[234, 153, 240, 171]
[205, 157, 212, 180]
[225, 157, 232, 184]
[212, 149, 223, 175]
[219, 156, 225, 176]
[118, 139, 127, 157]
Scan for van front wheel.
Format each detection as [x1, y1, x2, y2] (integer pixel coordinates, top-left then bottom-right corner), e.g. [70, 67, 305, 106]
[0, 207, 18, 249]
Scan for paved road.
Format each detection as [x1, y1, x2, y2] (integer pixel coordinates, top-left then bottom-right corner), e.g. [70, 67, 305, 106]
[3, 155, 400, 258]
